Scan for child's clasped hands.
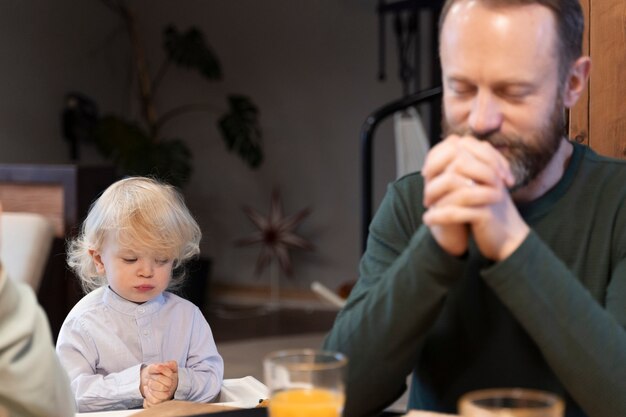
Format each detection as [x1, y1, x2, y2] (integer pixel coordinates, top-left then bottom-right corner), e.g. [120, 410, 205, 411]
[140, 360, 179, 408]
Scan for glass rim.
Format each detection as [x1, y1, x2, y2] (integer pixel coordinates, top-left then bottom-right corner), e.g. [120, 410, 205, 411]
[264, 348, 348, 371]
[459, 388, 564, 410]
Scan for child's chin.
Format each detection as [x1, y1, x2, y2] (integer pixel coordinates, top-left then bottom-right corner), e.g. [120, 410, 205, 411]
[122, 291, 156, 304]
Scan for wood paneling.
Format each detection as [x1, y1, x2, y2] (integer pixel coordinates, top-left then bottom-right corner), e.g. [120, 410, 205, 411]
[588, 0, 626, 159]
[0, 184, 65, 237]
[571, 0, 626, 160]
[568, 0, 590, 147]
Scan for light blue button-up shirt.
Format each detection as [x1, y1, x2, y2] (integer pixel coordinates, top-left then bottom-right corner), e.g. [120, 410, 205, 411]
[56, 286, 223, 412]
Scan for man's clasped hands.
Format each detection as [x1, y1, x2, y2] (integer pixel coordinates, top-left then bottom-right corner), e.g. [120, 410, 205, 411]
[421, 134, 530, 262]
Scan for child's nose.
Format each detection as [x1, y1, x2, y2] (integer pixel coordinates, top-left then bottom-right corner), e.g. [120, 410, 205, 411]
[137, 260, 154, 277]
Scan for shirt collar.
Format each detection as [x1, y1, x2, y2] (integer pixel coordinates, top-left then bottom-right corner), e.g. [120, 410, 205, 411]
[102, 286, 165, 317]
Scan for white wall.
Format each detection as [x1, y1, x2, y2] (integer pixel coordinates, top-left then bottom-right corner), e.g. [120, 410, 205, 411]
[0, 0, 410, 294]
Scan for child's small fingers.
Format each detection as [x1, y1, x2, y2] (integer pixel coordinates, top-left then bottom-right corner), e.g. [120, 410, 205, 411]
[157, 365, 174, 378]
[151, 390, 171, 401]
[154, 374, 174, 388]
[143, 396, 161, 408]
[147, 379, 169, 392]
[144, 385, 169, 403]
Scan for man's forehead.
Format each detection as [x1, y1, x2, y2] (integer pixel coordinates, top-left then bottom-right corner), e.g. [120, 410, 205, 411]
[444, 0, 553, 12]
[440, 1, 557, 53]
[442, 0, 556, 27]
[439, 0, 560, 84]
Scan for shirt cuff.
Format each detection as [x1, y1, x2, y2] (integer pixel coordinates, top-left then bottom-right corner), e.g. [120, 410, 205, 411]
[174, 367, 191, 400]
[114, 363, 144, 401]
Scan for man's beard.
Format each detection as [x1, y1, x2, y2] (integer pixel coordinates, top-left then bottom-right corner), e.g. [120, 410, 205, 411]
[443, 100, 566, 191]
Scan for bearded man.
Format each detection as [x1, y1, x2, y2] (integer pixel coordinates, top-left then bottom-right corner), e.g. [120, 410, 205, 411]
[324, 1, 626, 416]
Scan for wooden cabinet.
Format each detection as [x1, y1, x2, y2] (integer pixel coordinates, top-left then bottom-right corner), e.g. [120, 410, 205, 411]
[569, 0, 626, 160]
[0, 164, 116, 340]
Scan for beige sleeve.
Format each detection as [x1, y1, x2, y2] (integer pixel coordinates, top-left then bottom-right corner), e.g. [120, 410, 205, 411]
[0, 267, 76, 417]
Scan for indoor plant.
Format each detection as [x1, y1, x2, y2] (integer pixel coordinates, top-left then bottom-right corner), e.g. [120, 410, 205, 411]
[65, 0, 266, 308]
[90, 0, 263, 187]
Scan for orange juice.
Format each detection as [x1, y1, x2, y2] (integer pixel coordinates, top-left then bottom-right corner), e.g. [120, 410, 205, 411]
[269, 388, 344, 417]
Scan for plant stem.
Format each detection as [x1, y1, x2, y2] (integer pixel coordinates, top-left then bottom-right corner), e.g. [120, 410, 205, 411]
[155, 103, 221, 136]
[152, 58, 170, 98]
[120, 4, 158, 139]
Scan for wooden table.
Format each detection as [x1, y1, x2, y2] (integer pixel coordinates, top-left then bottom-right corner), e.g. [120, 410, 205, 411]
[131, 401, 239, 416]
[76, 402, 458, 417]
[76, 401, 238, 417]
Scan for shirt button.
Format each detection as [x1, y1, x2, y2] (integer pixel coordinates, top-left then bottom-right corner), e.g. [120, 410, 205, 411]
[143, 330, 149, 336]
[138, 308, 145, 314]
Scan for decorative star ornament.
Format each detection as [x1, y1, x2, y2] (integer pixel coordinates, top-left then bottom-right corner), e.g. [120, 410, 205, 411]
[236, 189, 314, 278]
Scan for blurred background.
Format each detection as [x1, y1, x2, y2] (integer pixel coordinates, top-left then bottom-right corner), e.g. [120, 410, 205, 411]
[0, 0, 441, 316]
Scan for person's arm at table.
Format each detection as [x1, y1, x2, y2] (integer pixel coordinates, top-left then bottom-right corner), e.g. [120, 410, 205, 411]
[324, 175, 466, 417]
[0, 265, 76, 417]
[56, 315, 146, 411]
[173, 306, 223, 403]
[421, 136, 626, 417]
[482, 232, 626, 417]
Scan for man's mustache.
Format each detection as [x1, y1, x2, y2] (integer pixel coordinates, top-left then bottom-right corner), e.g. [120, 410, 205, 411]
[445, 128, 524, 150]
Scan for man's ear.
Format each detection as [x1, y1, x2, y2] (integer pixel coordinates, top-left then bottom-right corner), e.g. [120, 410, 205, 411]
[89, 249, 105, 274]
[563, 56, 591, 108]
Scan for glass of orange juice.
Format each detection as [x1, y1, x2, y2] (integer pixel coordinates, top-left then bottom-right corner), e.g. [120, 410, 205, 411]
[263, 349, 348, 417]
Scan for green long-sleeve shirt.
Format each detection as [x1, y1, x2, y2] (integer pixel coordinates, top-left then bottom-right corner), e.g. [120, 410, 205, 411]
[324, 142, 626, 417]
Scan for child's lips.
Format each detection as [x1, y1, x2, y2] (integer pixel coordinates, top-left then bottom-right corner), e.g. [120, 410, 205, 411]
[135, 285, 155, 292]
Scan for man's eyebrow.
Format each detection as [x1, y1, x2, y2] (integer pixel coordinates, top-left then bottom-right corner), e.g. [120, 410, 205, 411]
[445, 75, 472, 83]
[445, 76, 536, 90]
[492, 80, 536, 90]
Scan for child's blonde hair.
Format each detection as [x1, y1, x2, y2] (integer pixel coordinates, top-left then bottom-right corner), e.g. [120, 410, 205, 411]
[67, 176, 201, 294]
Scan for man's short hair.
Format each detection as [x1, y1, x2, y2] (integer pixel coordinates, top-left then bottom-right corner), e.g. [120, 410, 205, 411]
[438, 0, 584, 82]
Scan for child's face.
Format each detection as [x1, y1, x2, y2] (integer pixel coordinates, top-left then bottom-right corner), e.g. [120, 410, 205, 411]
[90, 237, 174, 303]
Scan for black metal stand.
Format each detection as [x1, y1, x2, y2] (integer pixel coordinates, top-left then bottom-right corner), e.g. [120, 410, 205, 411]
[360, 0, 445, 254]
[360, 86, 442, 254]
[377, 0, 444, 96]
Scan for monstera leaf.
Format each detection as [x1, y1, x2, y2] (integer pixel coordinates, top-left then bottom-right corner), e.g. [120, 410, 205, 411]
[145, 138, 193, 187]
[94, 116, 150, 161]
[164, 25, 221, 80]
[94, 116, 192, 187]
[77, 8, 263, 188]
[219, 95, 263, 168]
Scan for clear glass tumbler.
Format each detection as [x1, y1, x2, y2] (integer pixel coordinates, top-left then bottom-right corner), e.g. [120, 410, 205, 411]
[263, 349, 348, 417]
[458, 388, 564, 417]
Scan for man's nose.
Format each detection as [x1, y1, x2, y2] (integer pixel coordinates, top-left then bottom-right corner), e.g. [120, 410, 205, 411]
[468, 91, 503, 137]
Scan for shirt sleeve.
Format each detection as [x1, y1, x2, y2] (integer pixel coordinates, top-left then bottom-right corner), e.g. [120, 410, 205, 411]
[56, 314, 144, 412]
[323, 178, 466, 417]
[174, 307, 224, 402]
[482, 231, 626, 417]
[0, 267, 76, 417]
